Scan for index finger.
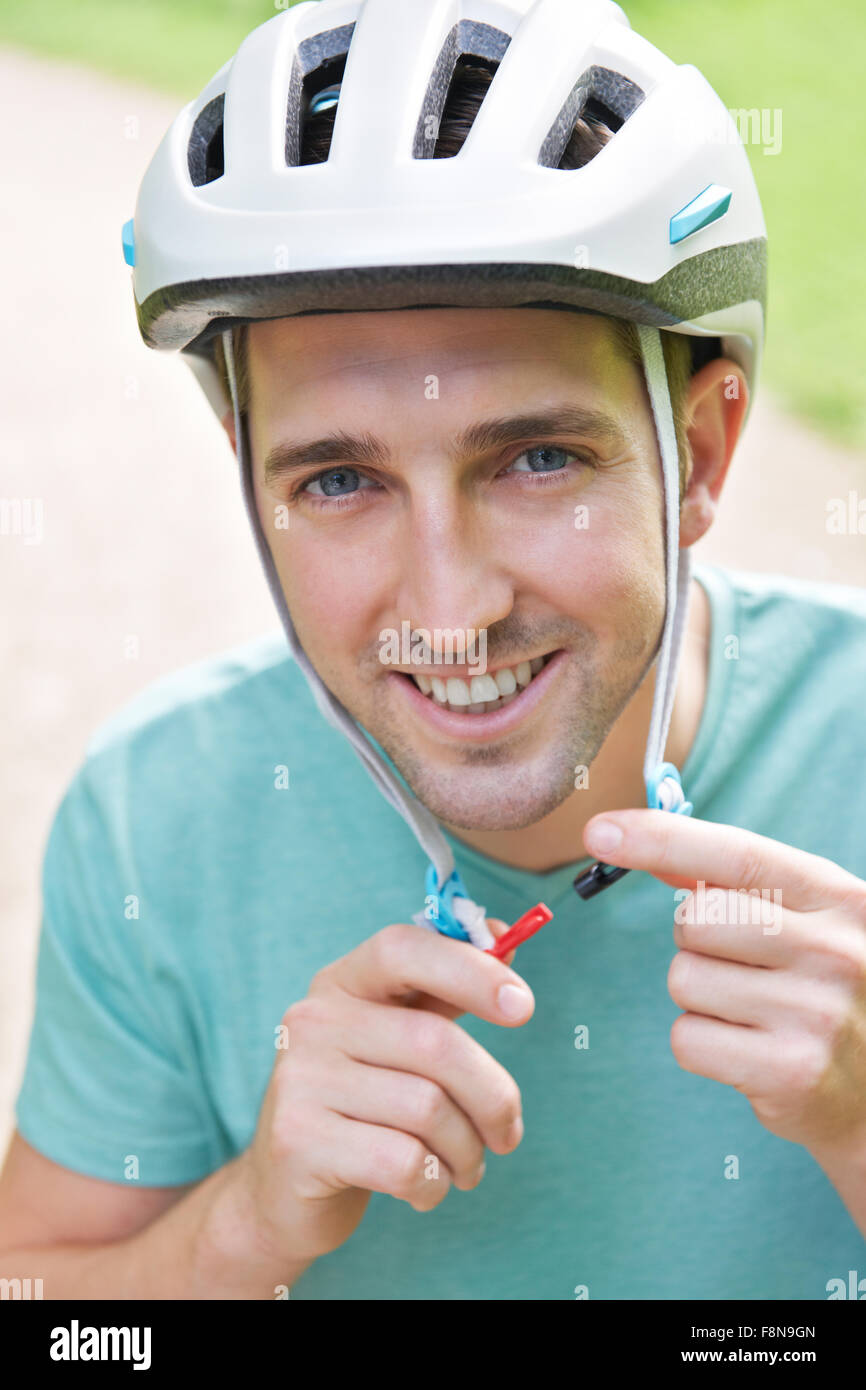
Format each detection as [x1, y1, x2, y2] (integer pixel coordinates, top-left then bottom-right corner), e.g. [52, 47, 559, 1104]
[318, 922, 535, 1026]
[583, 809, 858, 912]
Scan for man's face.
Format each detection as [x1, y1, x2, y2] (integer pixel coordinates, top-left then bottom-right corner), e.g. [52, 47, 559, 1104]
[245, 308, 666, 832]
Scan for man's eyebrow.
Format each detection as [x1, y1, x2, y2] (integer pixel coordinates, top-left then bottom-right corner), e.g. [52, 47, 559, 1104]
[456, 407, 625, 457]
[263, 431, 387, 488]
[262, 406, 626, 487]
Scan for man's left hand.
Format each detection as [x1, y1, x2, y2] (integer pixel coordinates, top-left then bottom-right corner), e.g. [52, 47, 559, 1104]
[584, 810, 866, 1162]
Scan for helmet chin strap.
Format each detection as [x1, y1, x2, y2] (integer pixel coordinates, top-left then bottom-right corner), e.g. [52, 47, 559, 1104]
[635, 325, 693, 798]
[220, 321, 691, 931]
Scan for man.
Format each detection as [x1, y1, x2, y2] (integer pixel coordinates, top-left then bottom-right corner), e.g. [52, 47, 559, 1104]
[2, 0, 865, 1300]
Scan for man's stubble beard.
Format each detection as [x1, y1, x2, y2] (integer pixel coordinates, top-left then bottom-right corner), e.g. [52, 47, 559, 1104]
[361, 633, 658, 832]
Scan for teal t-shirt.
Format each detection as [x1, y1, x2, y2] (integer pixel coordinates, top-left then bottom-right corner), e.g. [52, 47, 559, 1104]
[14, 564, 866, 1299]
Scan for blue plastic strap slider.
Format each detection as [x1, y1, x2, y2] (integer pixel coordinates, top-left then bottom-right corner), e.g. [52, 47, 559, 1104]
[422, 863, 472, 942]
[645, 761, 693, 816]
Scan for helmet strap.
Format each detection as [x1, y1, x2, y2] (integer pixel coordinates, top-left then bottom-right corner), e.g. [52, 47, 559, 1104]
[636, 326, 693, 801]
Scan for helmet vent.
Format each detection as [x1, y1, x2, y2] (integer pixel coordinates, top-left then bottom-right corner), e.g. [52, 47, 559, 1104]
[413, 21, 511, 159]
[187, 94, 225, 186]
[539, 65, 644, 170]
[288, 23, 355, 166]
[297, 54, 349, 164]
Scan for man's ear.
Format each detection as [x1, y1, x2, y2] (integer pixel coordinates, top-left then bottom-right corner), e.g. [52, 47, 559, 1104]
[679, 356, 749, 547]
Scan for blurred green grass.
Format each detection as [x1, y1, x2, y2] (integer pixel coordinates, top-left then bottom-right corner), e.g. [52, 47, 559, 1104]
[1, 0, 863, 451]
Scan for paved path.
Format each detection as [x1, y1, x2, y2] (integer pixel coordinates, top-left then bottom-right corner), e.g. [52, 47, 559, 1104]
[1, 46, 864, 1159]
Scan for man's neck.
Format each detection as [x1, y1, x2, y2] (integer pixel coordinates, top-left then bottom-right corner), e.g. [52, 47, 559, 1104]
[445, 575, 711, 873]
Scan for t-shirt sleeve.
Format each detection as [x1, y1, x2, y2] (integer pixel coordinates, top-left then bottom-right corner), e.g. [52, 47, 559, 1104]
[14, 763, 222, 1186]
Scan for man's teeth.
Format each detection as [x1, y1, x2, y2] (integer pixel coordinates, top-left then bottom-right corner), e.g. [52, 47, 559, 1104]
[412, 655, 548, 712]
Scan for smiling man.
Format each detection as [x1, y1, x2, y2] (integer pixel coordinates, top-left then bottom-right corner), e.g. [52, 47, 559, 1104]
[3, 0, 866, 1302]
[237, 306, 715, 848]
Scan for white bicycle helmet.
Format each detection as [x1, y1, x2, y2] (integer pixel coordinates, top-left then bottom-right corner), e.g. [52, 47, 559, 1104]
[123, 0, 767, 942]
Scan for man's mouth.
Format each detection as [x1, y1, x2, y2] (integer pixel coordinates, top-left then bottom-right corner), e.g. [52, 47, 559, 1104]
[405, 652, 557, 714]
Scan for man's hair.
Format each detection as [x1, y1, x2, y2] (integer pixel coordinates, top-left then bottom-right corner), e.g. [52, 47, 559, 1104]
[215, 61, 717, 492]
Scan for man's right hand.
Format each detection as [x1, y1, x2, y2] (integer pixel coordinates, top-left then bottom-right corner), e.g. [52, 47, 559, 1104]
[235, 919, 534, 1268]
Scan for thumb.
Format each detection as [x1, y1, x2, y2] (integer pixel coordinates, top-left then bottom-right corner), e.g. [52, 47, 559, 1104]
[405, 917, 518, 1020]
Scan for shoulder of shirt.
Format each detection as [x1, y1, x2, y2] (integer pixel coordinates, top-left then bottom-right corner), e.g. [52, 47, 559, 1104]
[82, 629, 308, 765]
[694, 561, 866, 628]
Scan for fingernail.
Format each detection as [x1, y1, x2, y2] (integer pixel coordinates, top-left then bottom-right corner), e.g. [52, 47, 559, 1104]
[586, 819, 623, 855]
[497, 983, 532, 1019]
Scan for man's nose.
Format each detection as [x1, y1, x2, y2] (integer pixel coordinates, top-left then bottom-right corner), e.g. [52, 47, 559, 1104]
[392, 499, 513, 642]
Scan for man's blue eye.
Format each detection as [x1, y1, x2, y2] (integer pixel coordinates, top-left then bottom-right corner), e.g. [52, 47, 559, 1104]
[308, 468, 362, 497]
[510, 446, 571, 474]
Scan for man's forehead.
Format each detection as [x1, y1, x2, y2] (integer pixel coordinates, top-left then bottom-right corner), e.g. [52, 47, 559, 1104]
[247, 305, 625, 391]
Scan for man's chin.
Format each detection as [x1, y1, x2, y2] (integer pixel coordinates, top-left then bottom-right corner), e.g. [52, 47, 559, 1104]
[393, 760, 578, 833]
[359, 697, 601, 833]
